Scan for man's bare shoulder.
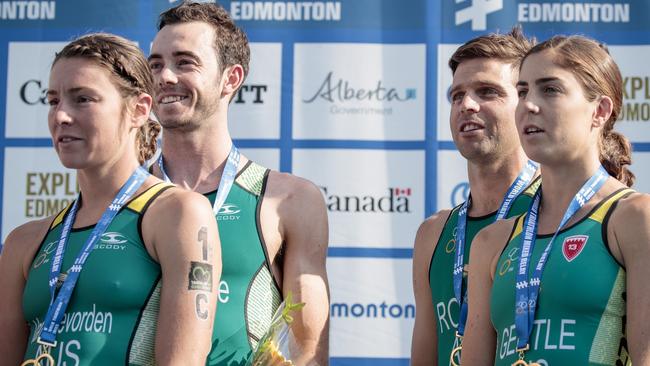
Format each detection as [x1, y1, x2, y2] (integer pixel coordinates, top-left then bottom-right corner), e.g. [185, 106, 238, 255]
[470, 216, 519, 268]
[412, 209, 454, 274]
[265, 170, 324, 206]
[416, 209, 452, 246]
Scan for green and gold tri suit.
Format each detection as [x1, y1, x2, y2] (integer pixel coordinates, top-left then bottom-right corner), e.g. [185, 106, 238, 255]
[22, 183, 173, 366]
[429, 177, 540, 366]
[491, 188, 634, 366]
[206, 161, 282, 366]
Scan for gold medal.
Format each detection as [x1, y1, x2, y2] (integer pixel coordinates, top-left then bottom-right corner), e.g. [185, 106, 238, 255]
[512, 361, 541, 366]
[21, 348, 55, 366]
[449, 345, 462, 366]
[449, 331, 463, 366]
[512, 348, 540, 366]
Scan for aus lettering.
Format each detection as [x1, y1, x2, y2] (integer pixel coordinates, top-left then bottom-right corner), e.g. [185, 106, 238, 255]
[35, 339, 81, 366]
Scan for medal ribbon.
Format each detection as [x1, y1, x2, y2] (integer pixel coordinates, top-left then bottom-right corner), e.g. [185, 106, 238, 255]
[159, 145, 239, 216]
[514, 166, 608, 350]
[38, 166, 150, 346]
[454, 160, 538, 336]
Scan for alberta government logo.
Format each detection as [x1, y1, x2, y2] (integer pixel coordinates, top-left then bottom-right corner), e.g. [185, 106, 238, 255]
[304, 71, 417, 116]
[320, 186, 412, 213]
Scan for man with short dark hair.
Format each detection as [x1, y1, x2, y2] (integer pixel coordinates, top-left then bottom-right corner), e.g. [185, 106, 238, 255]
[148, 2, 330, 365]
[411, 27, 538, 366]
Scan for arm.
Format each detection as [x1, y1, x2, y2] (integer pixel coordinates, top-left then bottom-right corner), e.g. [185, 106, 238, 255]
[279, 178, 329, 366]
[460, 221, 510, 366]
[611, 193, 650, 365]
[0, 219, 49, 365]
[410, 211, 451, 366]
[143, 189, 221, 366]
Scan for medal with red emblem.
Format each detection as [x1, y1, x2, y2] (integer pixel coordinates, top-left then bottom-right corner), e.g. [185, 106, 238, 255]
[562, 235, 589, 262]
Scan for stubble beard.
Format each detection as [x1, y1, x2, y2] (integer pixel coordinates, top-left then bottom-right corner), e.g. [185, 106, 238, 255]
[157, 95, 219, 133]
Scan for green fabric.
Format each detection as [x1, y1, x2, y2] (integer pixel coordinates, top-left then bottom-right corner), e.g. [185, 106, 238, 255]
[22, 184, 170, 366]
[429, 178, 538, 366]
[207, 161, 282, 366]
[490, 188, 633, 366]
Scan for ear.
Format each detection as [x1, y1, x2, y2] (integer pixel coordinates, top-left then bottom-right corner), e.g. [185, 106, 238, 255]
[592, 96, 613, 128]
[220, 64, 245, 100]
[129, 93, 153, 129]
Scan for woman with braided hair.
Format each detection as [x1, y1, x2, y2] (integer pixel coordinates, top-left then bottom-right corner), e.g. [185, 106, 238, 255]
[0, 33, 221, 365]
[461, 35, 650, 365]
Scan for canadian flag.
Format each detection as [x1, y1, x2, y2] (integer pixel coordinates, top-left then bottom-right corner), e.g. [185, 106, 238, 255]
[562, 235, 589, 262]
[393, 188, 412, 196]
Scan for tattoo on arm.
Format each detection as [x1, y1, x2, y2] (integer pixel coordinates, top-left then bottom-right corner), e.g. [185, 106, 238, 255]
[195, 293, 209, 320]
[188, 261, 212, 291]
[198, 226, 209, 261]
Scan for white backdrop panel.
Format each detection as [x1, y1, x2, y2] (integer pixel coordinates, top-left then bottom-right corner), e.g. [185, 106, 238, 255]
[230, 43, 282, 139]
[240, 148, 280, 171]
[437, 149, 469, 211]
[631, 151, 650, 194]
[328, 257, 414, 359]
[2, 147, 77, 241]
[293, 43, 426, 141]
[6, 42, 67, 138]
[293, 149, 424, 247]
[609, 46, 650, 142]
[437, 44, 461, 142]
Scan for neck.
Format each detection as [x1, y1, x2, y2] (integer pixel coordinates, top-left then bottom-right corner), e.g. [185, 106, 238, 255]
[537, 157, 603, 220]
[466, 149, 531, 216]
[75, 158, 141, 219]
[160, 120, 233, 192]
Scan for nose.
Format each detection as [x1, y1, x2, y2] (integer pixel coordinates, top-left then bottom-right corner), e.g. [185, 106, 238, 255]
[522, 99, 540, 114]
[158, 65, 178, 86]
[460, 94, 479, 113]
[50, 104, 73, 126]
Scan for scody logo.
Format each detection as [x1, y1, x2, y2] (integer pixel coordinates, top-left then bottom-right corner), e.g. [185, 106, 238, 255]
[217, 203, 241, 221]
[101, 232, 127, 245]
[303, 71, 416, 104]
[320, 187, 412, 213]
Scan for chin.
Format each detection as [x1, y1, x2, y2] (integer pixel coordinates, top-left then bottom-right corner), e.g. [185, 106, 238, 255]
[456, 143, 494, 161]
[58, 160, 85, 170]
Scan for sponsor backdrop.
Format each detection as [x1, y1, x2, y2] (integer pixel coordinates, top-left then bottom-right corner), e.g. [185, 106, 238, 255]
[1, 0, 648, 365]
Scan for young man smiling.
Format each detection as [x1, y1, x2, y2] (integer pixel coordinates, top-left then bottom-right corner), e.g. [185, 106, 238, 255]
[148, 2, 330, 365]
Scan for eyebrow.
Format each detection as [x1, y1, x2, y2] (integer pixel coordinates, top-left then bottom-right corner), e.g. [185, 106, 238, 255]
[148, 50, 201, 62]
[449, 80, 506, 97]
[517, 77, 561, 87]
[46, 87, 92, 97]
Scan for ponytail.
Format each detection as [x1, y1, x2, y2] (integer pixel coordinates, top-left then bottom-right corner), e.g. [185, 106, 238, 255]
[136, 119, 161, 166]
[600, 130, 635, 187]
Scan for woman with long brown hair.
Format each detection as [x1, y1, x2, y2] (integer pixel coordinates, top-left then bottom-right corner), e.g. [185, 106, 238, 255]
[0, 33, 221, 365]
[461, 35, 650, 365]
